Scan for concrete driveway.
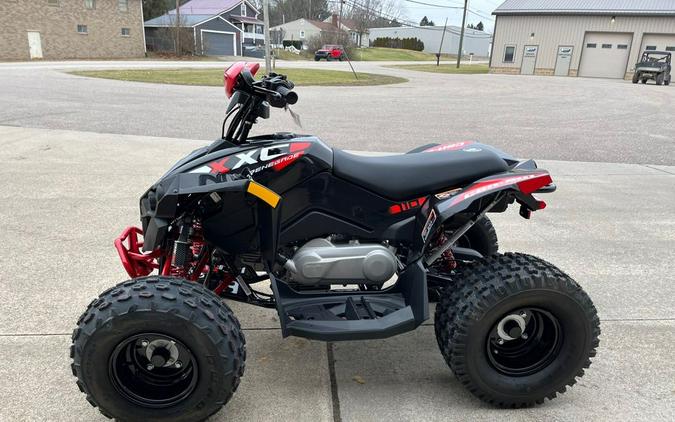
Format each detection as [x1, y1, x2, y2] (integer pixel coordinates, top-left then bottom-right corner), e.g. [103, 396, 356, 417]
[0, 125, 673, 421]
[0, 59, 673, 164]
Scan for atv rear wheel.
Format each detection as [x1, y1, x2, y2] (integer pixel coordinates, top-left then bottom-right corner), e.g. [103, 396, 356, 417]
[665, 75, 671, 86]
[434, 253, 600, 407]
[632, 72, 639, 83]
[427, 216, 499, 302]
[71, 276, 246, 421]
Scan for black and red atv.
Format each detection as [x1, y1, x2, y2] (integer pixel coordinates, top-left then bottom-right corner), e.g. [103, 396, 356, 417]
[71, 62, 600, 421]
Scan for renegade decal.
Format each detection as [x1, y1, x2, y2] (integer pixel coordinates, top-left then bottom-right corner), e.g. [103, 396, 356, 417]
[421, 209, 437, 241]
[423, 141, 474, 153]
[189, 142, 312, 175]
[388, 196, 427, 215]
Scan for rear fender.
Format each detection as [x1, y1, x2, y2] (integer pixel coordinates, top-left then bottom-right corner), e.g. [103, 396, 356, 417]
[411, 170, 553, 261]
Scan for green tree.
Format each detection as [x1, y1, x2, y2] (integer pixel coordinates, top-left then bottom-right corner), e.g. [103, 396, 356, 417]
[420, 16, 434, 26]
[476, 21, 484, 31]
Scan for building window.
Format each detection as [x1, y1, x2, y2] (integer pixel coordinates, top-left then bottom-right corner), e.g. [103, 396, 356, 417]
[645, 45, 657, 51]
[666, 46, 675, 52]
[84, 0, 95, 9]
[121, 28, 130, 36]
[602, 44, 612, 49]
[300, 30, 305, 39]
[503, 45, 515, 63]
[77, 24, 88, 34]
[118, 0, 128, 12]
[586, 43, 597, 48]
[617, 44, 628, 50]
[48, 0, 59, 6]
[241, 3, 246, 16]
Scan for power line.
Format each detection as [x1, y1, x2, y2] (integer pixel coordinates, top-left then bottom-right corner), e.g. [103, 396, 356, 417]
[344, 0, 493, 35]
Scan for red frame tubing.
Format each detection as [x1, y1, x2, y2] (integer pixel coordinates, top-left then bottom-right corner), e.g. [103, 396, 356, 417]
[114, 226, 163, 278]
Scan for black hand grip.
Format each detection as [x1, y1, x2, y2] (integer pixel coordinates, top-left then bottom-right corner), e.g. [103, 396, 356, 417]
[275, 86, 298, 105]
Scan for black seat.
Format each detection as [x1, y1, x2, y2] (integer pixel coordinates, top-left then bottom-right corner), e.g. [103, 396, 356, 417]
[333, 148, 509, 200]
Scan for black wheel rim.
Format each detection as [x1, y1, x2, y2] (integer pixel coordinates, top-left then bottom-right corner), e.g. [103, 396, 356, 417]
[486, 308, 563, 377]
[109, 333, 198, 408]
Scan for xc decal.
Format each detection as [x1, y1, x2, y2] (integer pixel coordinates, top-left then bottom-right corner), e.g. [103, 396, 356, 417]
[190, 142, 312, 175]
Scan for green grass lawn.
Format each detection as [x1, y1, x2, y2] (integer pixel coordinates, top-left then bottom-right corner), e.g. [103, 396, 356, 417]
[352, 47, 456, 61]
[69, 68, 407, 87]
[271, 47, 458, 62]
[389, 63, 490, 74]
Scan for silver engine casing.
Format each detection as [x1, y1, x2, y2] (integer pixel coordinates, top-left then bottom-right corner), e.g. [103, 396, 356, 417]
[284, 238, 397, 285]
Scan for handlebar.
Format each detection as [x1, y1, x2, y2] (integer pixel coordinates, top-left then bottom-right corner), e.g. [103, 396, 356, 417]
[238, 69, 298, 108]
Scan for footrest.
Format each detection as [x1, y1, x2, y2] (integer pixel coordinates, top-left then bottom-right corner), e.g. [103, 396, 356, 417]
[270, 261, 428, 341]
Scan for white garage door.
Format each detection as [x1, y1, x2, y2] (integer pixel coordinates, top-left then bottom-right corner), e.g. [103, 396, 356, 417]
[578, 32, 632, 79]
[639, 34, 675, 53]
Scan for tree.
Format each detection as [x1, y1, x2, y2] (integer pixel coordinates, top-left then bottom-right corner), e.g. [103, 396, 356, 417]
[268, 0, 331, 26]
[143, 0, 190, 21]
[420, 15, 434, 26]
[476, 21, 484, 31]
[467, 23, 474, 29]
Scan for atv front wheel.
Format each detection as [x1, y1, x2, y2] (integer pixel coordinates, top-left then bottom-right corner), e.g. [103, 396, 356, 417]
[435, 253, 600, 407]
[632, 72, 639, 83]
[665, 75, 671, 86]
[71, 276, 246, 421]
[656, 72, 665, 85]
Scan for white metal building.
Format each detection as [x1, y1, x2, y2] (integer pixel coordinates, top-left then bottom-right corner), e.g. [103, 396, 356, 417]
[490, 0, 675, 78]
[368, 25, 492, 57]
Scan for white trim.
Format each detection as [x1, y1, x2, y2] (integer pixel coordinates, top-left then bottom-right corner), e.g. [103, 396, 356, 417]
[219, 16, 243, 32]
[200, 29, 237, 56]
[140, 0, 147, 53]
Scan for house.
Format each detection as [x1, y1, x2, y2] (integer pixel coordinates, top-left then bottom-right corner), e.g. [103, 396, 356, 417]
[490, 0, 675, 79]
[144, 0, 264, 56]
[0, 0, 145, 60]
[269, 18, 343, 49]
[368, 25, 492, 57]
[322, 14, 369, 48]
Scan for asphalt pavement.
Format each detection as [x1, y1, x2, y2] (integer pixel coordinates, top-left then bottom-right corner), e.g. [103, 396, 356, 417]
[0, 59, 674, 165]
[0, 125, 673, 421]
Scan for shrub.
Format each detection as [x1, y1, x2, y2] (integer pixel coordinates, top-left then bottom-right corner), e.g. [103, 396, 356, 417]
[282, 40, 304, 50]
[372, 37, 424, 51]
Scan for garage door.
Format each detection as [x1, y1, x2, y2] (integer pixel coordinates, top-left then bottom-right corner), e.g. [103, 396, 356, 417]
[578, 32, 632, 78]
[640, 34, 675, 53]
[202, 31, 235, 56]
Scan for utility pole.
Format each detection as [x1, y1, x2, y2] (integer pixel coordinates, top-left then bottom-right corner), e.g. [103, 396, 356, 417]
[263, 0, 272, 73]
[338, 0, 344, 30]
[175, 0, 181, 56]
[456, 0, 468, 68]
[436, 17, 448, 66]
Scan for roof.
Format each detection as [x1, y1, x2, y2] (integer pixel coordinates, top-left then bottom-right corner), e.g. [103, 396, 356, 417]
[166, 0, 247, 15]
[229, 15, 264, 25]
[493, 0, 675, 16]
[144, 0, 262, 27]
[145, 14, 213, 27]
[307, 19, 344, 32]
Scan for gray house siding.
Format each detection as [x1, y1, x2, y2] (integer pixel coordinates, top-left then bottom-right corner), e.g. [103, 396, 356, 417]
[194, 17, 241, 56]
[220, 3, 262, 46]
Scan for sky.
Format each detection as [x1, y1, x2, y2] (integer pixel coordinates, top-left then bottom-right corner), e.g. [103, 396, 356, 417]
[395, 0, 502, 32]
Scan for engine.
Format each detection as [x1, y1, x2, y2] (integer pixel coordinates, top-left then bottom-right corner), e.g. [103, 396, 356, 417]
[283, 238, 398, 285]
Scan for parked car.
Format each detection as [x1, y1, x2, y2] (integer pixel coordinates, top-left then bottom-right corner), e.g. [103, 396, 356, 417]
[632, 51, 671, 85]
[314, 44, 345, 61]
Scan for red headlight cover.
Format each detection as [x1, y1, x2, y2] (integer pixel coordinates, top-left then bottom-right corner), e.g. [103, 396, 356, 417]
[224, 62, 260, 98]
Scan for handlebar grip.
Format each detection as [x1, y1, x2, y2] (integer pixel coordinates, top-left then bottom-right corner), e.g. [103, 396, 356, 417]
[275, 86, 298, 105]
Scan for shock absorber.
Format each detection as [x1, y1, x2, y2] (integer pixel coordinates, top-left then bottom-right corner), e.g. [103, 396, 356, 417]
[172, 221, 191, 276]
